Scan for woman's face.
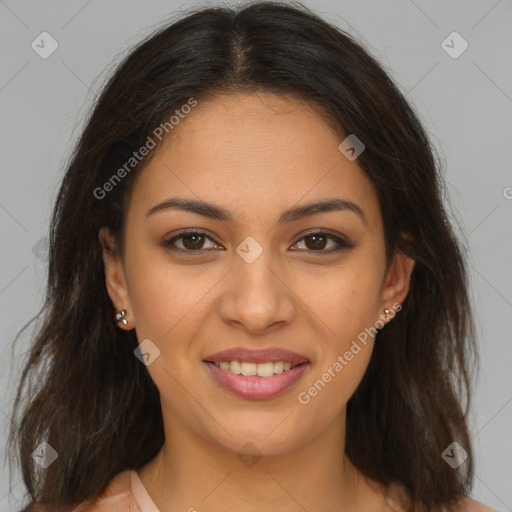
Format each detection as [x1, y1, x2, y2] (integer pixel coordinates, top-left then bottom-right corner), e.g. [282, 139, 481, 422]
[101, 92, 414, 457]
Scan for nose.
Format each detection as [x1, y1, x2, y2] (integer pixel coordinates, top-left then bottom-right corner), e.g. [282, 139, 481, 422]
[217, 247, 296, 335]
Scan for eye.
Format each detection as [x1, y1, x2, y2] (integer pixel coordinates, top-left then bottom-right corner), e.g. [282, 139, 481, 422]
[291, 231, 354, 253]
[162, 230, 354, 255]
[162, 231, 221, 253]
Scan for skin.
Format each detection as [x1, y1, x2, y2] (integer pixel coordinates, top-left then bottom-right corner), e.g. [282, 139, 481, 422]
[99, 92, 417, 512]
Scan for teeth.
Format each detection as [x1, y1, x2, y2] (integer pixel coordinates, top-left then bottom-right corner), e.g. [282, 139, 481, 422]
[212, 360, 298, 376]
[229, 361, 242, 374]
[241, 361, 257, 376]
[255, 362, 274, 377]
[273, 361, 284, 374]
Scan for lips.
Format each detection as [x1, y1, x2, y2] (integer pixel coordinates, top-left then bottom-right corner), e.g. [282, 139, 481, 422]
[203, 347, 309, 365]
[203, 347, 310, 400]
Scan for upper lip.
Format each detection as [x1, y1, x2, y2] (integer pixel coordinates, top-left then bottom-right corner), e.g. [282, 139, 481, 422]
[203, 347, 309, 364]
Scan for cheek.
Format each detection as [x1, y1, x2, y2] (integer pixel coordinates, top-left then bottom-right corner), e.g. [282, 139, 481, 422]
[292, 256, 382, 414]
[293, 258, 384, 342]
[295, 344, 373, 434]
[124, 246, 216, 345]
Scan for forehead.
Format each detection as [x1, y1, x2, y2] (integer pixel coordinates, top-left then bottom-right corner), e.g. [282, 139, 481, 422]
[128, 92, 381, 228]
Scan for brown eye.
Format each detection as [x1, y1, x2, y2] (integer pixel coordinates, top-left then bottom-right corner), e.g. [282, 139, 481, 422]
[162, 230, 354, 256]
[162, 231, 219, 252]
[181, 233, 207, 250]
[292, 231, 354, 253]
[303, 233, 329, 250]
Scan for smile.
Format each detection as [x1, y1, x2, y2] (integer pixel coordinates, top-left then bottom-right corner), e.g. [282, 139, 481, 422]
[203, 360, 309, 400]
[211, 360, 297, 377]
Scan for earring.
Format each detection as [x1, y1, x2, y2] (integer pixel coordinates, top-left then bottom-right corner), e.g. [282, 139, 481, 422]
[383, 308, 392, 320]
[115, 309, 128, 326]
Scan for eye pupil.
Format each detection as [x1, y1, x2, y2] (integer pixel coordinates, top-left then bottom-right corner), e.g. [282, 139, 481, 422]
[305, 234, 327, 250]
[182, 234, 205, 250]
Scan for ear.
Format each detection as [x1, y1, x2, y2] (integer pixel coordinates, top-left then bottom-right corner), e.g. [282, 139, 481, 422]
[378, 249, 415, 316]
[98, 227, 134, 328]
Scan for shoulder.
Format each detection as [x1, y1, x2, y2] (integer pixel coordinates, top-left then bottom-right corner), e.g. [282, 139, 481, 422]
[448, 497, 499, 512]
[384, 482, 498, 512]
[70, 469, 134, 512]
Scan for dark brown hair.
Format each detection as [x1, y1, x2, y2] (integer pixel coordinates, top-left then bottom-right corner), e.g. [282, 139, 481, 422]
[8, 2, 477, 511]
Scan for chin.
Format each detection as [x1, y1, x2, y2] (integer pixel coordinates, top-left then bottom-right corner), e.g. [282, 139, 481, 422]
[203, 411, 314, 458]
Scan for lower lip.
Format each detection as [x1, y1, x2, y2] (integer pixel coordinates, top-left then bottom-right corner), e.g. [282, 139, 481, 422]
[204, 361, 309, 400]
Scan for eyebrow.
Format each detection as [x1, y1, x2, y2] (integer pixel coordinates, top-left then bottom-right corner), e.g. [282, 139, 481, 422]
[146, 197, 366, 226]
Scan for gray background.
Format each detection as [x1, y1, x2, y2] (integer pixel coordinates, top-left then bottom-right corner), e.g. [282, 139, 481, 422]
[1, 0, 511, 510]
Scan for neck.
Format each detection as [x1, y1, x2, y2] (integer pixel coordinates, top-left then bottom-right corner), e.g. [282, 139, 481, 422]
[137, 411, 387, 512]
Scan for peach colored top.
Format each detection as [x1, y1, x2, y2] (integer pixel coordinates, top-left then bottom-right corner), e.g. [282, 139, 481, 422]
[72, 470, 159, 512]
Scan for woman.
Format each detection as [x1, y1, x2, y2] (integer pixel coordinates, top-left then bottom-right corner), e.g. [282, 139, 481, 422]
[7, 2, 496, 511]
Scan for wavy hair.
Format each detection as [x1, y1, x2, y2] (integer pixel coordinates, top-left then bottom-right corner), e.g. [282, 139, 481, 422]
[8, 2, 476, 511]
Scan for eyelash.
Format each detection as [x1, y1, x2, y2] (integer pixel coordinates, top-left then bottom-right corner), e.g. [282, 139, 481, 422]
[161, 230, 355, 255]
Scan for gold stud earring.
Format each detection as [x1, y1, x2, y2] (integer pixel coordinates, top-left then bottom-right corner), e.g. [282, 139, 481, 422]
[115, 309, 128, 326]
